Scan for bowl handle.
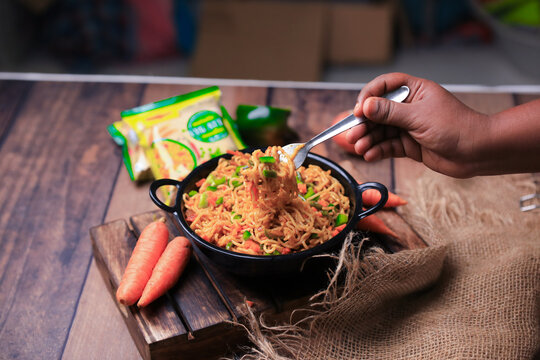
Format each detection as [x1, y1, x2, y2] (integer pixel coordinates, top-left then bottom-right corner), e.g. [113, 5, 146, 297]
[356, 182, 388, 219]
[149, 178, 183, 214]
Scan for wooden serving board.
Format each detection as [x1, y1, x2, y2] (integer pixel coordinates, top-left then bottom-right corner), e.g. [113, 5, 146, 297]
[90, 209, 427, 360]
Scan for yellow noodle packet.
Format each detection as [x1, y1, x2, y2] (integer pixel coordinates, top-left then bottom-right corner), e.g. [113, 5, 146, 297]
[107, 120, 153, 182]
[120, 86, 245, 201]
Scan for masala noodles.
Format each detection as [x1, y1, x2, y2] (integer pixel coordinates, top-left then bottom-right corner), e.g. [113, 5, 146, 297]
[183, 146, 350, 255]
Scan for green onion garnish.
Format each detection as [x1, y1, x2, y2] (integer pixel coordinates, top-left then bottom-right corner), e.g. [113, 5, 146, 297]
[188, 190, 198, 197]
[198, 192, 208, 208]
[233, 214, 242, 220]
[259, 156, 275, 163]
[296, 171, 303, 183]
[243, 230, 251, 240]
[232, 179, 243, 188]
[226, 241, 233, 250]
[263, 169, 277, 178]
[207, 185, 218, 191]
[216, 196, 223, 205]
[207, 174, 227, 186]
[335, 213, 348, 226]
[214, 176, 226, 185]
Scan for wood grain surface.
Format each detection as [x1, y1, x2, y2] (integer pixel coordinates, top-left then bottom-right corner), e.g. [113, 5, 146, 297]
[0, 78, 537, 360]
[0, 81, 143, 359]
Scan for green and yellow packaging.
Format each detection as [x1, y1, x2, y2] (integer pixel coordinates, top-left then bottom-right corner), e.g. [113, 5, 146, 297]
[109, 86, 245, 201]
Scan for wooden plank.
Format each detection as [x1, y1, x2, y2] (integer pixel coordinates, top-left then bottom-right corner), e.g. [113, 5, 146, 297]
[369, 210, 428, 252]
[0, 81, 143, 359]
[453, 92, 515, 115]
[130, 212, 232, 335]
[514, 93, 540, 106]
[90, 219, 187, 359]
[64, 163, 156, 360]
[268, 87, 393, 186]
[0, 80, 32, 144]
[90, 217, 248, 360]
[61, 261, 142, 360]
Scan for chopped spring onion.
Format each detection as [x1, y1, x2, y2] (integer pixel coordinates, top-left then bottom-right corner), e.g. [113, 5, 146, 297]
[188, 190, 198, 197]
[296, 171, 303, 183]
[234, 165, 248, 176]
[233, 214, 242, 220]
[232, 179, 243, 188]
[259, 156, 276, 163]
[215, 196, 224, 205]
[335, 213, 348, 226]
[207, 174, 227, 186]
[198, 192, 208, 208]
[305, 186, 315, 199]
[207, 185, 218, 191]
[263, 169, 277, 178]
[226, 241, 233, 250]
[243, 230, 251, 240]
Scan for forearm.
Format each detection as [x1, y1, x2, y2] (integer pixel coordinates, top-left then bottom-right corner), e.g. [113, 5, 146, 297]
[473, 99, 540, 176]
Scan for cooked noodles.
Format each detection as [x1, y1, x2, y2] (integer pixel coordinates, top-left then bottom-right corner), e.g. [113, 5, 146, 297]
[182, 146, 350, 255]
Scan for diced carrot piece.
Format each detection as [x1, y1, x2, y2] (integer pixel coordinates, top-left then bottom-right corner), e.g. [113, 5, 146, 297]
[244, 240, 261, 254]
[318, 199, 329, 207]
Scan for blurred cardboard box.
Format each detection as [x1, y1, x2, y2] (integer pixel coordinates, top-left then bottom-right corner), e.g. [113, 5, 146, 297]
[327, 1, 394, 64]
[191, 0, 326, 82]
[191, 0, 395, 81]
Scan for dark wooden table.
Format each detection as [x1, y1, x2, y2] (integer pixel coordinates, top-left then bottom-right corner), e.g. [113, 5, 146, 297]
[0, 73, 538, 359]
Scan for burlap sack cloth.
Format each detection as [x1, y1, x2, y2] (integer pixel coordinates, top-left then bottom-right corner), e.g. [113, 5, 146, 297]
[233, 172, 540, 359]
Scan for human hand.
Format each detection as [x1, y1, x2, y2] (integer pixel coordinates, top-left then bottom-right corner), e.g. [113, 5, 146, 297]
[346, 72, 489, 178]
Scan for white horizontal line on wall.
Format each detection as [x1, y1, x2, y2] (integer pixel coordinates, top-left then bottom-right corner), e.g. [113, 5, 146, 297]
[1, 72, 540, 94]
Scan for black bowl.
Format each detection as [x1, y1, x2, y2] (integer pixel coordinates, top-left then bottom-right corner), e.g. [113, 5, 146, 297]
[149, 149, 388, 277]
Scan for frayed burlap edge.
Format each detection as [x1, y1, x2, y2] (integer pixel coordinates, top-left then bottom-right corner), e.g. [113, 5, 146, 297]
[225, 172, 539, 360]
[226, 233, 447, 360]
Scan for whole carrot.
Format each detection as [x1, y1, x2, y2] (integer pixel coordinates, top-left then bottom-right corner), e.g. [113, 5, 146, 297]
[137, 236, 192, 307]
[362, 189, 407, 208]
[116, 218, 169, 306]
[356, 213, 399, 238]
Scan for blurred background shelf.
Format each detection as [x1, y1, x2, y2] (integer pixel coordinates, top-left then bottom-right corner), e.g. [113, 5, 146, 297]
[2, 0, 539, 86]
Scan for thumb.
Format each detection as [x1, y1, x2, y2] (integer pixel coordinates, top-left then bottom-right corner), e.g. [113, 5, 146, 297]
[363, 97, 411, 129]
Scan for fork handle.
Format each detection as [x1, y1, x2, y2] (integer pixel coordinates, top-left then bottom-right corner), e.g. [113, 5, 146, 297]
[304, 85, 410, 152]
[304, 114, 364, 152]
